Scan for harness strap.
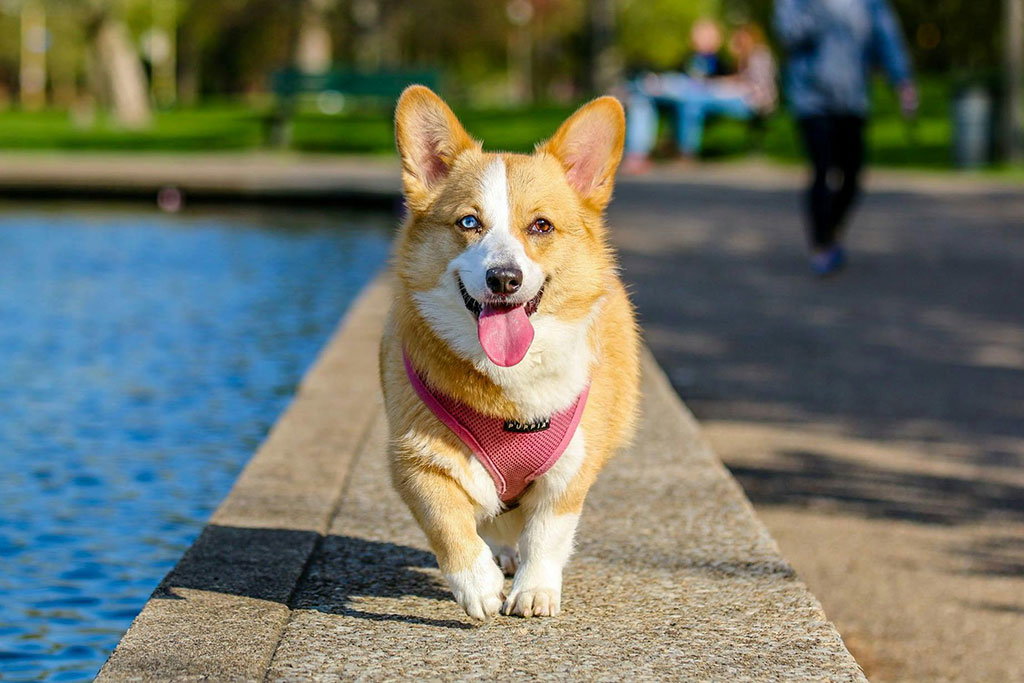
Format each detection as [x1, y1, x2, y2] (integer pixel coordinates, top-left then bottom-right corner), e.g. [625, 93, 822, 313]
[403, 351, 588, 504]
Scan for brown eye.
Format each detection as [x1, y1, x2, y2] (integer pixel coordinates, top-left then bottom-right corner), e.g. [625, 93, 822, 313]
[530, 218, 554, 234]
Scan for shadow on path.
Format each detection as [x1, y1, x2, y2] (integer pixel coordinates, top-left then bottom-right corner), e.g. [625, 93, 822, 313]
[730, 449, 1024, 526]
[154, 525, 472, 630]
[614, 181, 1024, 527]
[949, 535, 1024, 577]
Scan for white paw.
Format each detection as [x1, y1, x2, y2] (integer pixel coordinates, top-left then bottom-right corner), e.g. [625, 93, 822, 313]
[502, 586, 561, 618]
[445, 547, 506, 621]
[493, 547, 519, 576]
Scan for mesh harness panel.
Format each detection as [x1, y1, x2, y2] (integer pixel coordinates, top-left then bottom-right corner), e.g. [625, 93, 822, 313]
[403, 351, 589, 504]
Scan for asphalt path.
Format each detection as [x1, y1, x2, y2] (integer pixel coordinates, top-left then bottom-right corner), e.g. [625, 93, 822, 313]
[612, 170, 1024, 682]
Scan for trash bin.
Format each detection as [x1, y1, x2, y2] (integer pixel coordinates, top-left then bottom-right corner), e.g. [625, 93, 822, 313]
[952, 86, 993, 168]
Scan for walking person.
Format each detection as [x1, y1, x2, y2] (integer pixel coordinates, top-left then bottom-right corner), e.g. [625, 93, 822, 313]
[775, 0, 918, 275]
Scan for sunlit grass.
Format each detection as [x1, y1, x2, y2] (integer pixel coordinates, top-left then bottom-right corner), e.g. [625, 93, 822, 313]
[0, 75, 1018, 176]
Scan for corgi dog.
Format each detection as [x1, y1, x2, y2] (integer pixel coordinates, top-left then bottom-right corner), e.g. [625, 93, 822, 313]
[379, 86, 640, 620]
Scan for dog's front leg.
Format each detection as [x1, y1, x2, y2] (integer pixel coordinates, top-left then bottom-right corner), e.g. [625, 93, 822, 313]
[395, 460, 506, 621]
[502, 505, 579, 617]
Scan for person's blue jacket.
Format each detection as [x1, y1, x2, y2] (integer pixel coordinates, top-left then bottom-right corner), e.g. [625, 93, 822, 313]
[774, 0, 912, 117]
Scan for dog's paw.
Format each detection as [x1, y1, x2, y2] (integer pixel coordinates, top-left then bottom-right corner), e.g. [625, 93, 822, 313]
[445, 548, 506, 621]
[502, 586, 561, 618]
[493, 547, 519, 577]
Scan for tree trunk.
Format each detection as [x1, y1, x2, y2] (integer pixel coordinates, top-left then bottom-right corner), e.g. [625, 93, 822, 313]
[1004, 0, 1023, 161]
[19, 1, 46, 111]
[296, 0, 333, 73]
[352, 0, 381, 70]
[587, 0, 620, 95]
[505, 0, 534, 104]
[89, 13, 151, 128]
[150, 0, 178, 107]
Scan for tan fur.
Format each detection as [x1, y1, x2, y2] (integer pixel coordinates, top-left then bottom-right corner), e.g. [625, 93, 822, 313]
[380, 86, 640, 618]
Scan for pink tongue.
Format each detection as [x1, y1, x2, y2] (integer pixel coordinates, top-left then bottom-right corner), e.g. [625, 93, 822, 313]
[477, 304, 535, 367]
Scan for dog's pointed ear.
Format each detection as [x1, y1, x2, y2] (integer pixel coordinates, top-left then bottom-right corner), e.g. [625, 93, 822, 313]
[395, 85, 479, 208]
[540, 96, 625, 211]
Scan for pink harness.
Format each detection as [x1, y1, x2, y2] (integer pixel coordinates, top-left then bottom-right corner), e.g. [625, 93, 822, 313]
[403, 352, 589, 504]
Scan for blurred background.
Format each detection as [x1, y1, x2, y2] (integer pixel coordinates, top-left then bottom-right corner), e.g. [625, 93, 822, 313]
[0, 0, 1018, 169]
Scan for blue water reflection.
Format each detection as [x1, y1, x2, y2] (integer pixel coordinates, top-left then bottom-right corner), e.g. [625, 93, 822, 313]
[0, 205, 391, 681]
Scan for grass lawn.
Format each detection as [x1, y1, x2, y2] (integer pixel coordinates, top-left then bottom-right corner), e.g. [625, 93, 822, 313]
[0, 76, 1016, 175]
[0, 100, 577, 155]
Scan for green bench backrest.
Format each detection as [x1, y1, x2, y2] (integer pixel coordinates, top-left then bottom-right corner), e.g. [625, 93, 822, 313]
[272, 68, 440, 98]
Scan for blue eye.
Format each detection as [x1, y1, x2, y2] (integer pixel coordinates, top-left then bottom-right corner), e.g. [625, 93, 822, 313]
[457, 215, 480, 230]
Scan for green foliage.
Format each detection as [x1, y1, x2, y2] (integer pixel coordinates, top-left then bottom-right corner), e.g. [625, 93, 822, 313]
[290, 104, 577, 153]
[0, 0, 1008, 112]
[0, 101, 580, 153]
[617, 0, 722, 70]
[890, 0, 1003, 73]
[0, 105, 265, 150]
[178, 0, 300, 95]
[726, 0, 1004, 74]
[0, 75, 964, 170]
[701, 75, 954, 167]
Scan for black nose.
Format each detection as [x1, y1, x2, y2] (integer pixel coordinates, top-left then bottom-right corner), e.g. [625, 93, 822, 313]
[486, 266, 523, 295]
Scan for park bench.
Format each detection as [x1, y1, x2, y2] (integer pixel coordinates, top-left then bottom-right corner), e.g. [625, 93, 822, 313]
[649, 97, 770, 159]
[265, 67, 440, 147]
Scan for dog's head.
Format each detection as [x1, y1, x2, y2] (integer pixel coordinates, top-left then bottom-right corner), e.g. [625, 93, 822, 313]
[394, 85, 624, 368]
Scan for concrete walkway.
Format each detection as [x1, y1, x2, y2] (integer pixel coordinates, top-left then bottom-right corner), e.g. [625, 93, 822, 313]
[1, 151, 1020, 204]
[0, 152, 399, 205]
[98, 276, 864, 681]
[609, 172, 1024, 682]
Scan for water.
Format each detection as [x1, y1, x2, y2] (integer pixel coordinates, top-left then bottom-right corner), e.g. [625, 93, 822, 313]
[0, 205, 392, 682]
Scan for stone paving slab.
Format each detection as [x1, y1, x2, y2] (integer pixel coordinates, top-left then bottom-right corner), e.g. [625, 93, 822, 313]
[266, 360, 863, 681]
[98, 272, 864, 681]
[0, 153, 399, 205]
[97, 276, 393, 681]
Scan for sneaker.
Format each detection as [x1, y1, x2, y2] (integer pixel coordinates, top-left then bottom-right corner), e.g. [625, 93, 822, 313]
[810, 245, 846, 276]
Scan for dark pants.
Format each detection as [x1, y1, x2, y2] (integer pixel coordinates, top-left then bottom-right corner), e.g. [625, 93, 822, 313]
[798, 115, 866, 249]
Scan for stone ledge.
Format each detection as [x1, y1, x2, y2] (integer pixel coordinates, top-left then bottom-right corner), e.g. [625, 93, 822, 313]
[1, 154, 1020, 206]
[98, 273, 865, 681]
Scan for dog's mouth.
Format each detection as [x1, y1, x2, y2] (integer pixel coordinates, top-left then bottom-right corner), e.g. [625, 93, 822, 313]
[456, 275, 544, 319]
[457, 275, 544, 368]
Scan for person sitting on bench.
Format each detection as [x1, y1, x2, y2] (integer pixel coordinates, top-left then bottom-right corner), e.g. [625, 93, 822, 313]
[623, 22, 778, 172]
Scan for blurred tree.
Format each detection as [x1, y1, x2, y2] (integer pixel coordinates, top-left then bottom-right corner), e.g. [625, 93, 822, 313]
[617, 0, 721, 71]
[84, 0, 151, 127]
[365, 0, 518, 100]
[2, 0, 153, 123]
[296, 0, 334, 73]
[19, 0, 46, 110]
[0, 6, 17, 105]
[350, 0, 383, 69]
[586, 0, 621, 93]
[890, 0, 1001, 73]
[46, 3, 86, 108]
[146, 0, 178, 106]
[530, 0, 586, 101]
[177, 0, 297, 96]
[1005, 0, 1022, 160]
[0, 0, 1009, 116]
[506, 0, 534, 102]
[725, 0, 1003, 74]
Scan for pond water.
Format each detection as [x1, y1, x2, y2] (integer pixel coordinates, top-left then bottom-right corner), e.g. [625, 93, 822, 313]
[0, 205, 392, 682]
